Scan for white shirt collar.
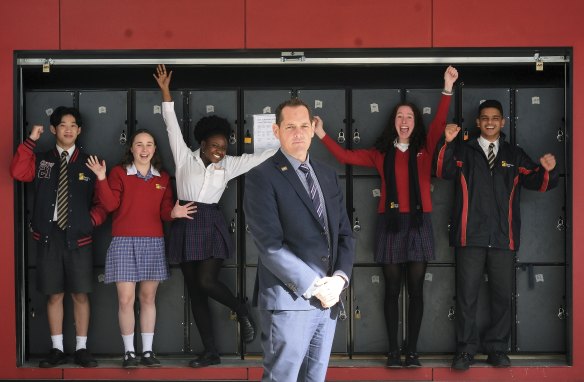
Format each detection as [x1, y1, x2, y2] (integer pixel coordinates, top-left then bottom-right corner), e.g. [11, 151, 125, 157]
[478, 135, 499, 151]
[56, 144, 75, 159]
[126, 163, 160, 177]
[393, 139, 409, 153]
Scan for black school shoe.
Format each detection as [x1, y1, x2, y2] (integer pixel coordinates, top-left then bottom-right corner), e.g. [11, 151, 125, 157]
[486, 351, 511, 367]
[39, 348, 67, 368]
[404, 352, 422, 367]
[140, 351, 161, 367]
[451, 352, 474, 371]
[74, 348, 98, 367]
[122, 351, 139, 368]
[385, 350, 402, 368]
[189, 351, 221, 368]
[238, 315, 256, 343]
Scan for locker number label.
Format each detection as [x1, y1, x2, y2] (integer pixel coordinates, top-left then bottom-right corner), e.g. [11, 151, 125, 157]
[370, 103, 379, 113]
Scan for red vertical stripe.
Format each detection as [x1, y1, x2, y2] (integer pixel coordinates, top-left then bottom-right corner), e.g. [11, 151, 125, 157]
[460, 174, 468, 246]
[539, 170, 550, 192]
[435, 143, 446, 178]
[508, 176, 519, 250]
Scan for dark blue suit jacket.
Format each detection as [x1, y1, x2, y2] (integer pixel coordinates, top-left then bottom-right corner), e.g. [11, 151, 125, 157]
[244, 149, 355, 310]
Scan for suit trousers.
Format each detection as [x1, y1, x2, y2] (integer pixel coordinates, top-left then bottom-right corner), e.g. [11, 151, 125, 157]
[455, 246, 514, 354]
[260, 307, 337, 382]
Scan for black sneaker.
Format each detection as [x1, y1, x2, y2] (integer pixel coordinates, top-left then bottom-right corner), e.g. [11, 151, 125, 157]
[122, 351, 139, 368]
[385, 350, 402, 368]
[189, 351, 221, 368]
[39, 348, 67, 368]
[486, 351, 511, 368]
[238, 315, 256, 343]
[452, 352, 474, 371]
[74, 348, 98, 367]
[140, 351, 161, 367]
[404, 352, 422, 367]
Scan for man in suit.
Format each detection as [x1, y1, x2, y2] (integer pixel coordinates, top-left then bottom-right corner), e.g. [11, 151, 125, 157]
[244, 98, 355, 382]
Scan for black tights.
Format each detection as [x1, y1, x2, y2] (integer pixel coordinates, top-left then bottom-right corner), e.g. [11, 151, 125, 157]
[180, 258, 247, 353]
[383, 261, 427, 353]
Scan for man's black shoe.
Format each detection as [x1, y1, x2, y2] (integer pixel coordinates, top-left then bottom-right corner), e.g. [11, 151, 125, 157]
[122, 351, 139, 368]
[189, 352, 221, 368]
[487, 351, 511, 368]
[73, 348, 98, 367]
[140, 351, 161, 367]
[39, 348, 67, 368]
[452, 352, 474, 371]
[404, 352, 422, 367]
[385, 350, 402, 368]
[238, 315, 256, 343]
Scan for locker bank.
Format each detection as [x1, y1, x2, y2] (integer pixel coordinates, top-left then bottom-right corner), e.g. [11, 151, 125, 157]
[6, 48, 575, 380]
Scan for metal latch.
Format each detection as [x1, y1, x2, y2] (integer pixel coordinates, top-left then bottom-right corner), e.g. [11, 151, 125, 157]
[281, 51, 306, 62]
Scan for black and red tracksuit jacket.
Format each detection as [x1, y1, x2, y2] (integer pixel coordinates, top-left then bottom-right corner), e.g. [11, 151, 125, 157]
[10, 138, 107, 249]
[434, 136, 559, 251]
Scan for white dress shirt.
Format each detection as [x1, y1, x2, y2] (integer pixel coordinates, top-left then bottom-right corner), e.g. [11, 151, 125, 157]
[162, 102, 277, 203]
[478, 135, 500, 158]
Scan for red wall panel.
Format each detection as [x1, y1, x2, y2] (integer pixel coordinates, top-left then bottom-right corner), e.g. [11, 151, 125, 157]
[246, 0, 432, 48]
[60, 0, 245, 49]
[0, 0, 59, 376]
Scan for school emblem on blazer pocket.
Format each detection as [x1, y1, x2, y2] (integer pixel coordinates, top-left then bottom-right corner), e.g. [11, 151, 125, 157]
[78, 172, 91, 181]
[501, 161, 515, 168]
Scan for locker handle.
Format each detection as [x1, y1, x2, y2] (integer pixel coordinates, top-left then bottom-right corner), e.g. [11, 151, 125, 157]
[119, 130, 127, 145]
[353, 217, 361, 232]
[558, 306, 567, 320]
[353, 130, 361, 144]
[354, 307, 361, 320]
[229, 131, 237, 145]
[557, 216, 565, 231]
[230, 218, 236, 233]
[448, 306, 456, 321]
[557, 128, 564, 142]
[245, 224, 251, 233]
[337, 130, 345, 144]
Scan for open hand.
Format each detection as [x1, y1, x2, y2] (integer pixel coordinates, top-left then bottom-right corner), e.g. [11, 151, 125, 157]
[86, 155, 107, 180]
[171, 200, 197, 219]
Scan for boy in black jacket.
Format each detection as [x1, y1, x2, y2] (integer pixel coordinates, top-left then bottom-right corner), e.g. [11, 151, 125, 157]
[10, 106, 107, 368]
[434, 100, 558, 370]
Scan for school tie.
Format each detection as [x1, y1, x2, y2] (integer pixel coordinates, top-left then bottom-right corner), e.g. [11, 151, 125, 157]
[487, 143, 495, 171]
[298, 164, 327, 230]
[56, 151, 69, 230]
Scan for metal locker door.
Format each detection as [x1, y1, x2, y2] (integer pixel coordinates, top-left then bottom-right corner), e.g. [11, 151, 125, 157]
[351, 89, 402, 175]
[515, 88, 565, 174]
[23, 91, 76, 267]
[188, 267, 238, 355]
[78, 91, 128, 268]
[352, 177, 382, 264]
[26, 268, 75, 356]
[404, 89, 456, 134]
[517, 180, 565, 263]
[87, 267, 124, 355]
[352, 266, 402, 354]
[219, 179, 238, 266]
[430, 178, 455, 263]
[134, 90, 184, 176]
[516, 265, 566, 352]
[296, 89, 347, 175]
[416, 265, 456, 353]
[188, 90, 238, 155]
[242, 89, 291, 155]
[242, 90, 291, 265]
[137, 268, 186, 355]
[462, 88, 511, 139]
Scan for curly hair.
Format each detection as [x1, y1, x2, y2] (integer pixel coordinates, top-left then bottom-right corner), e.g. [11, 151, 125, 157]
[194, 115, 231, 144]
[120, 129, 163, 172]
[374, 102, 426, 154]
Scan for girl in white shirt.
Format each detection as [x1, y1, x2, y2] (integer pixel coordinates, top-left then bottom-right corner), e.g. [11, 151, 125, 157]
[154, 65, 276, 368]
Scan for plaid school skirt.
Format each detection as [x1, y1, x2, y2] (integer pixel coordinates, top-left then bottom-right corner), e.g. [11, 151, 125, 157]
[167, 202, 233, 264]
[374, 212, 435, 264]
[105, 236, 170, 283]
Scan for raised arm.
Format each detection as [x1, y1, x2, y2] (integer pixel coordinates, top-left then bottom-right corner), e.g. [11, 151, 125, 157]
[153, 64, 173, 102]
[518, 149, 559, 192]
[425, 66, 459, 155]
[10, 125, 44, 182]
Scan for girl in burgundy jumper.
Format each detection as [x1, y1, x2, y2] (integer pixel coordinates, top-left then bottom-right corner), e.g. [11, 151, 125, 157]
[314, 66, 459, 368]
[86, 129, 195, 368]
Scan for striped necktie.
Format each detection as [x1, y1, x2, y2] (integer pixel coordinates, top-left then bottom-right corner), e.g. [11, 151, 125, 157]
[488, 143, 495, 171]
[298, 164, 327, 230]
[57, 151, 69, 230]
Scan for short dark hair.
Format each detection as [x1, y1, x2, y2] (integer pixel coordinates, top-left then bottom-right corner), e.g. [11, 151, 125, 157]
[374, 102, 426, 154]
[120, 129, 163, 172]
[478, 99, 504, 117]
[274, 98, 313, 125]
[50, 106, 82, 127]
[193, 115, 231, 144]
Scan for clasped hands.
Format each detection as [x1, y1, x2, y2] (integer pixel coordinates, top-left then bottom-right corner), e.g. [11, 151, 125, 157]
[313, 275, 345, 308]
